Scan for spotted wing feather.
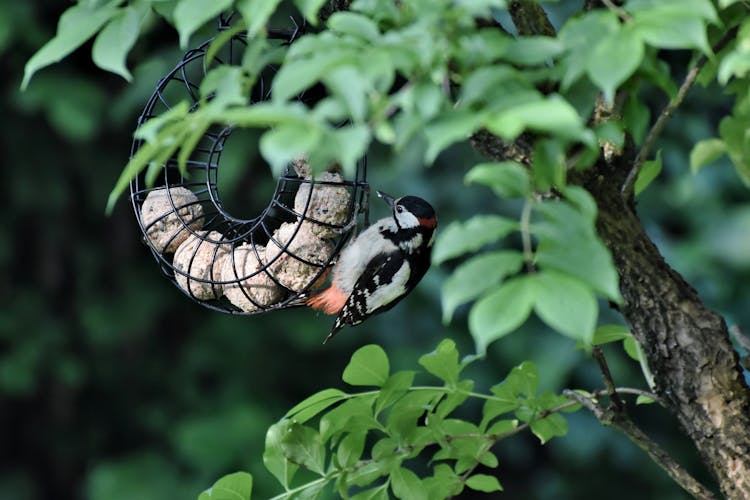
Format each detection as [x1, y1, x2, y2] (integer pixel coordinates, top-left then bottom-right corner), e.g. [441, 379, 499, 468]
[325, 251, 410, 342]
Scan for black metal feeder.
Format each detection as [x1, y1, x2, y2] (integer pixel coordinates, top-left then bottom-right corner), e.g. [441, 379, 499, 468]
[129, 21, 369, 314]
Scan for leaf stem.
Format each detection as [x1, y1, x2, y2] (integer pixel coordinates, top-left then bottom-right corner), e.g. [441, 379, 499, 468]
[268, 476, 329, 500]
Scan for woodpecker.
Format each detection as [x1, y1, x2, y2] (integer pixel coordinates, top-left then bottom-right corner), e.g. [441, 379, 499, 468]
[307, 191, 437, 343]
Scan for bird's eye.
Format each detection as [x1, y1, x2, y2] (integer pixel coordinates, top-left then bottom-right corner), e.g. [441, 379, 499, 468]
[396, 206, 404, 213]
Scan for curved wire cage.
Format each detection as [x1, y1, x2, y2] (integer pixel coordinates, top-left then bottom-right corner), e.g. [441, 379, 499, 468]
[129, 19, 369, 315]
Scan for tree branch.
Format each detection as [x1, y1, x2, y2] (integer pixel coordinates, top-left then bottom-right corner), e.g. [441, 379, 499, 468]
[592, 346, 625, 411]
[622, 28, 738, 198]
[509, 0, 556, 36]
[563, 390, 716, 500]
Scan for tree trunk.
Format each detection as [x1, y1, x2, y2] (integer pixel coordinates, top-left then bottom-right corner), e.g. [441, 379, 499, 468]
[580, 158, 750, 498]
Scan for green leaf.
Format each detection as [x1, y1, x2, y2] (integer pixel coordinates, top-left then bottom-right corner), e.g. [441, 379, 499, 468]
[532, 138, 566, 191]
[586, 24, 644, 105]
[559, 10, 620, 90]
[591, 324, 631, 346]
[343, 345, 389, 387]
[285, 388, 348, 424]
[350, 483, 390, 500]
[273, 50, 357, 101]
[92, 4, 145, 81]
[441, 251, 524, 323]
[391, 467, 426, 500]
[432, 215, 518, 264]
[532, 271, 598, 345]
[469, 276, 536, 355]
[464, 161, 531, 198]
[503, 36, 564, 66]
[636, 395, 656, 405]
[435, 379, 474, 417]
[485, 94, 590, 142]
[628, 0, 718, 23]
[418, 339, 461, 385]
[337, 432, 366, 468]
[423, 464, 463, 499]
[387, 391, 441, 442]
[623, 336, 641, 361]
[375, 371, 415, 415]
[263, 422, 299, 489]
[465, 474, 503, 493]
[623, 95, 651, 145]
[486, 419, 518, 436]
[295, 0, 328, 24]
[327, 11, 381, 41]
[635, 150, 662, 196]
[633, 10, 711, 54]
[529, 413, 568, 444]
[319, 397, 376, 441]
[328, 124, 371, 177]
[200, 66, 248, 109]
[499, 361, 539, 398]
[237, 0, 283, 36]
[324, 65, 368, 122]
[281, 422, 326, 475]
[259, 122, 323, 176]
[22, 1, 120, 89]
[221, 102, 309, 127]
[424, 110, 484, 163]
[534, 190, 621, 302]
[199, 472, 253, 500]
[174, 0, 233, 48]
[459, 66, 521, 107]
[690, 138, 727, 173]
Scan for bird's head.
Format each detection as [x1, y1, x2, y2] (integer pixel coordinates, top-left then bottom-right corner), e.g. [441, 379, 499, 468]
[377, 191, 437, 231]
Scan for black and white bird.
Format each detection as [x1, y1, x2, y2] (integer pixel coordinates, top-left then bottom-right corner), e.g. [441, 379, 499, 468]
[307, 191, 437, 342]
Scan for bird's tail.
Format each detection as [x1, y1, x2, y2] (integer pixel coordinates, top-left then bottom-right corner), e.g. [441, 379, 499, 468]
[306, 285, 348, 315]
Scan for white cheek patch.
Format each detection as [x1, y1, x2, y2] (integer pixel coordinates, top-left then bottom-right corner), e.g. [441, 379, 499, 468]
[396, 211, 420, 229]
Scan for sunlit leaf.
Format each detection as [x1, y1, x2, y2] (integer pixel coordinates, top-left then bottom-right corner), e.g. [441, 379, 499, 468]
[469, 277, 536, 355]
[465, 474, 503, 493]
[343, 345, 389, 387]
[465, 161, 531, 198]
[280, 422, 326, 475]
[174, 0, 233, 48]
[23, 1, 120, 89]
[690, 138, 726, 173]
[441, 251, 524, 323]
[285, 388, 348, 423]
[529, 413, 568, 444]
[432, 215, 518, 264]
[532, 271, 598, 345]
[198, 472, 253, 500]
[635, 150, 663, 196]
[92, 4, 146, 81]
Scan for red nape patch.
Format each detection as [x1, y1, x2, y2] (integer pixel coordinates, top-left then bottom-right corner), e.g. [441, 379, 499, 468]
[418, 216, 437, 228]
[306, 285, 348, 315]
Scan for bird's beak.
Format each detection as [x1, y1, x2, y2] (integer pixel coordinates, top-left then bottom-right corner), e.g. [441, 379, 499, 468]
[376, 190, 395, 207]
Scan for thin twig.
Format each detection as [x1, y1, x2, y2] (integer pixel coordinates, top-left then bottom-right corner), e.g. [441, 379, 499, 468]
[563, 390, 716, 499]
[592, 346, 625, 411]
[623, 28, 739, 198]
[601, 0, 632, 21]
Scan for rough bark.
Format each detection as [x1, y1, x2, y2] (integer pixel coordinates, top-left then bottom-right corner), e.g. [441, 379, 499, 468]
[576, 158, 750, 498]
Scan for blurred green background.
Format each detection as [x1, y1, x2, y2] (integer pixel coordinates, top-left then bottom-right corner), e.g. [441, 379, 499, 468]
[2, 2, 748, 499]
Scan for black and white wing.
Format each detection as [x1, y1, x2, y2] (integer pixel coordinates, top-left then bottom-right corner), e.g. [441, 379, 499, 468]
[324, 251, 410, 342]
